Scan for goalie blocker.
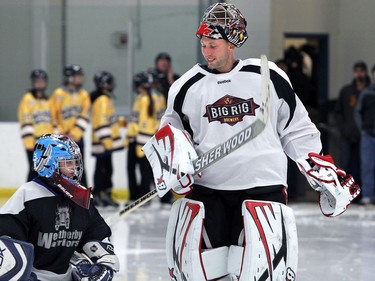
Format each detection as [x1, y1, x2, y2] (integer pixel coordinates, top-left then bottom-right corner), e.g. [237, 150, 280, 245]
[0, 236, 35, 281]
[142, 124, 198, 197]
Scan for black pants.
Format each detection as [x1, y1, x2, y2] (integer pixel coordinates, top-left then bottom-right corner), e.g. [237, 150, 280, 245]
[127, 142, 139, 200]
[76, 139, 87, 187]
[138, 156, 154, 198]
[26, 150, 39, 181]
[93, 153, 113, 195]
[187, 185, 287, 248]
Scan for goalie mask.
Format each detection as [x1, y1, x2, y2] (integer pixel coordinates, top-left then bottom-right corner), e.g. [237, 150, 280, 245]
[33, 134, 83, 181]
[196, 2, 248, 48]
[33, 134, 91, 209]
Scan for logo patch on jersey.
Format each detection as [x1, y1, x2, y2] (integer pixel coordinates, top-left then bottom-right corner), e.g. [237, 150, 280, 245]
[55, 204, 71, 230]
[204, 95, 260, 126]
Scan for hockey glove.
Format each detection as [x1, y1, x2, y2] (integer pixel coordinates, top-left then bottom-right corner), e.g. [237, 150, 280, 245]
[82, 239, 119, 272]
[143, 124, 198, 197]
[71, 251, 114, 281]
[298, 152, 360, 217]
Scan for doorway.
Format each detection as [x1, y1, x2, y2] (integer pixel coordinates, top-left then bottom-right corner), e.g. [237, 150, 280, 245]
[281, 33, 332, 201]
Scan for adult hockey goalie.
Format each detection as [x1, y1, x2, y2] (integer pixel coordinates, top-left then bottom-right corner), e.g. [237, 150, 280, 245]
[0, 134, 119, 281]
[144, 2, 360, 280]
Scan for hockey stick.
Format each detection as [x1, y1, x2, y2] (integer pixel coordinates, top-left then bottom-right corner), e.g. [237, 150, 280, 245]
[105, 55, 270, 226]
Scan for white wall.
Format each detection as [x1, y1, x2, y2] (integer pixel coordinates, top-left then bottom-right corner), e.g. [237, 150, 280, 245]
[0, 122, 127, 189]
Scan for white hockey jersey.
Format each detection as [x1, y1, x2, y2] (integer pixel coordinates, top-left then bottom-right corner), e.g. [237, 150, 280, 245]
[161, 58, 322, 191]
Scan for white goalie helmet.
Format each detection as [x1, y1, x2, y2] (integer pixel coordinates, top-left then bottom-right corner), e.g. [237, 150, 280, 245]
[196, 2, 248, 48]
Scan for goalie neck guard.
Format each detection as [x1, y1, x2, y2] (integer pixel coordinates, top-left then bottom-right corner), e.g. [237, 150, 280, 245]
[196, 2, 248, 48]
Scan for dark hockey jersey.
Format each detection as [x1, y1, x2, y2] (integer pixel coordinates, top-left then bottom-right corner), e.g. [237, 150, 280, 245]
[0, 178, 112, 279]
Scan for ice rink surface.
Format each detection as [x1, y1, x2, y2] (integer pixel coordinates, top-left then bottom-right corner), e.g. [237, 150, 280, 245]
[101, 200, 375, 281]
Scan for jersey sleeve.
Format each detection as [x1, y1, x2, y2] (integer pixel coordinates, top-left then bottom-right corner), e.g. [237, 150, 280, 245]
[69, 90, 91, 141]
[50, 89, 64, 134]
[271, 64, 322, 161]
[0, 188, 30, 241]
[92, 96, 113, 151]
[125, 97, 141, 146]
[17, 94, 35, 150]
[160, 82, 188, 133]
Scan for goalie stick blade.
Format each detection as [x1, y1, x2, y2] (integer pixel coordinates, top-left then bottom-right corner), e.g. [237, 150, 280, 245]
[105, 55, 271, 225]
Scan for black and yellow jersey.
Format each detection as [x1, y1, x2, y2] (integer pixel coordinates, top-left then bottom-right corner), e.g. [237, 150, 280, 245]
[91, 91, 123, 156]
[128, 89, 166, 157]
[50, 87, 90, 142]
[17, 91, 54, 150]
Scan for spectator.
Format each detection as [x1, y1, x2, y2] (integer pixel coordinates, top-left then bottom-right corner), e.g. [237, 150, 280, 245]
[91, 71, 124, 207]
[275, 59, 306, 201]
[151, 52, 180, 100]
[354, 64, 375, 205]
[284, 46, 312, 108]
[18, 69, 54, 181]
[336, 61, 370, 187]
[50, 65, 91, 187]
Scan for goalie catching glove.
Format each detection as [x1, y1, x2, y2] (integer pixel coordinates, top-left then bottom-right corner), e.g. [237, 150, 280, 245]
[298, 152, 360, 217]
[142, 124, 198, 197]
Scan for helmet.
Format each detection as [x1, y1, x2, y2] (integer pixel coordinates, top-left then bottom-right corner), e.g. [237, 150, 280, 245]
[93, 71, 115, 91]
[33, 134, 83, 181]
[133, 71, 154, 90]
[63, 64, 84, 85]
[196, 3, 248, 48]
[30, 69, 48, 82]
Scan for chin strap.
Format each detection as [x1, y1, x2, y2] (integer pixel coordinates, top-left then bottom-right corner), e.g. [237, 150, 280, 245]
[52, 173, 92, 209]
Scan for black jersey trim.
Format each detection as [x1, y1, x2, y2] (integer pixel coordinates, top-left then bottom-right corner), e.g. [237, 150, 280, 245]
[240, 65, 296, 130]
[173, 72, 205, 138]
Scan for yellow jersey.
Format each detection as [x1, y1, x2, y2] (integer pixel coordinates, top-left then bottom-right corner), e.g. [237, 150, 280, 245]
[128, 89, 166, 157]
[17, 92, 54, 150]
[91, 92, 123, 155]
[50, 87, 90, 142]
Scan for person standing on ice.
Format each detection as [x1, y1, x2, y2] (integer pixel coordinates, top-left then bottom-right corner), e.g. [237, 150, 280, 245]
[143, 2, 360, 280]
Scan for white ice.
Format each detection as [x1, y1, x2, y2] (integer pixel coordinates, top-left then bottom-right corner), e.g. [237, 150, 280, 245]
[99, 201, 375, 281]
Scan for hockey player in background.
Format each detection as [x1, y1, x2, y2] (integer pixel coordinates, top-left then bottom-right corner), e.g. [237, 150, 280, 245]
[143, 3, 360, 280]
[51, 65, 90, 187]
[18, 69, 54, 181]
[0, 134, 119, 281]
[126, 71, 172, 204]
[91, 71, 124, 207]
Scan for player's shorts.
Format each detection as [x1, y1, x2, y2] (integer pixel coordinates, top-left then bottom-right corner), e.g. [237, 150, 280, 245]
[186, 184, 287, 248]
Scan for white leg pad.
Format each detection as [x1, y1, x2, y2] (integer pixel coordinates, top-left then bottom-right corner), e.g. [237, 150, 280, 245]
[228, 200, 298, 281]
[166, 198, 229, 281]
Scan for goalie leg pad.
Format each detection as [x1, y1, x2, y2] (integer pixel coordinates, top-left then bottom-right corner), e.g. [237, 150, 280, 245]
[0, 236, 34, 281]
[227, 200, 298, 281]
[166, 198, 229, 281]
